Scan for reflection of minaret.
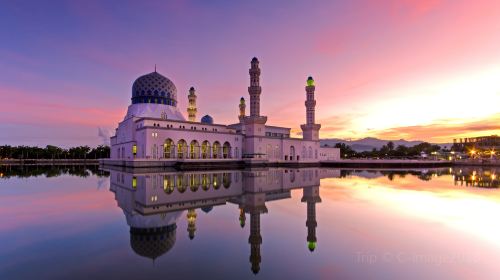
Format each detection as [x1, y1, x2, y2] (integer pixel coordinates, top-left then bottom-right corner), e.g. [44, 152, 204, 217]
[249, 210, 262, 274]
[187, 209, 197, 240]
[239, 207, 246, 228]
[243, 193, 267, 274]
[301, 186, 321, 252]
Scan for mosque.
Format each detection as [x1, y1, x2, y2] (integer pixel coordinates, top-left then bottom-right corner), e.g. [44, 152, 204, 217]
[106, 57, 339, 167]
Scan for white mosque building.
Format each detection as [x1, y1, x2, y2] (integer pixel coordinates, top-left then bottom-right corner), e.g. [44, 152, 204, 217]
[106, 57, 339, 167]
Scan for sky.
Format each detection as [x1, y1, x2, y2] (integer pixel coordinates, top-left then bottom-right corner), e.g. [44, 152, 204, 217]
[0, 0, 499, 147]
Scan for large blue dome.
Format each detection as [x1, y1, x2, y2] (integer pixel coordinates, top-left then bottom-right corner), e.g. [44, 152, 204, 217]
[132, 71, 177, 106]
[201, 115, 214, 124]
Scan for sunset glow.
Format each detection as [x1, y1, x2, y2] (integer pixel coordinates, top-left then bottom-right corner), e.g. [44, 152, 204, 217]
[321, 175, 500, 247]
[1, 0, 499, 146]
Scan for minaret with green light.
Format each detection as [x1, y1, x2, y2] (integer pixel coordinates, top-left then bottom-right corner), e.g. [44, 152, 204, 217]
[187, 87, 197, 122]
[239, 207, 246, 228]
[301, 76, 321, 141]
[301, 186, 321, 252]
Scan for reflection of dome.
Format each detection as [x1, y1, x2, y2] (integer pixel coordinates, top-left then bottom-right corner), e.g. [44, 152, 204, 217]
[201, 206, 213, 213]
[308, 241, 316, 252]
[201, 115, 214, 124]
[132, 71, 177, 106]
[130, 224, 177, 260]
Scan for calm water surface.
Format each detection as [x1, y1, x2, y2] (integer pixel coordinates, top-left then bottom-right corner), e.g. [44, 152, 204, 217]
[1, 165, 499, 279]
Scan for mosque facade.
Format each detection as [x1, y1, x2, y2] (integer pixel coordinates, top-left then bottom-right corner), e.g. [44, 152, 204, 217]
[107, 58, 339, 166]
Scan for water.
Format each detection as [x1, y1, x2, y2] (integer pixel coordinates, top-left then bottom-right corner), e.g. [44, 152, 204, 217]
[0, 165, 499, 279]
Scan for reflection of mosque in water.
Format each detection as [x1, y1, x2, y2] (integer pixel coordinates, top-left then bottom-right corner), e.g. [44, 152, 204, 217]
[108, 167, 340, 274]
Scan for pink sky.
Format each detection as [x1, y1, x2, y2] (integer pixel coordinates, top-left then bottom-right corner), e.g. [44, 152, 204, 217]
[0, 0, 499, 146]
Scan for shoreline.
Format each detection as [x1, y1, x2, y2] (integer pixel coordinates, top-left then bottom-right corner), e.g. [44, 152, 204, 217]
[1, 158, 498, 169]
[0, 159, 99, 165]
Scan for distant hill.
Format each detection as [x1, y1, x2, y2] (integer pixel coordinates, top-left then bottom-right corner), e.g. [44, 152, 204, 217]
[320, 137, 451, 152]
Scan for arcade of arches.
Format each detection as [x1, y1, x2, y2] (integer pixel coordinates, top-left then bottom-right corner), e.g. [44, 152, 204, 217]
[162, 139, 233, 159]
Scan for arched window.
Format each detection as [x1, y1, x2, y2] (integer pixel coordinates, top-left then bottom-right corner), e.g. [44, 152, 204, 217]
[223, 173, 231, 188]
[190, 140, 200, 159]
[177, 139, 187, 159]
[177, 175, 188, 193]
[189, 174, 199, 191]
[213, 173, 221, 189]
[201, 174, 210, 190]
[164, 139, 174, 158]
[290, 146, 295, 160]
[201, 141, 210, 159]
[308, 146, 313, 158]
[302, 146, 306, 159]
[163, 175, 174, 194]
[213, 141, 221, 159]
[223, 142, 231, 159]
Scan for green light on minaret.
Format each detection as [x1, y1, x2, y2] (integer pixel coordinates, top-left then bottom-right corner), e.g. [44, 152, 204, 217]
[307, 76, 315, 86]
[240, 97, 245, 104]
[308, 241, 316, 252]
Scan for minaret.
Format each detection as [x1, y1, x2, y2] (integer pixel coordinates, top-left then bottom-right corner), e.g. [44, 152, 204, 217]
[243, 58, 267, 157]
[187, 209, 197, 240]
[239, 97, 246, 123]
[249, 57, 261, 116]
[239, 207, 246, 228]
[301, 186, 321, 252]
[187, 87, 197, 122]
[301, 76, 321, 141]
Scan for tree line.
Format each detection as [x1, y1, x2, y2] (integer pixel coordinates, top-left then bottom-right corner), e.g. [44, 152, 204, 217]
[0, 164, 109, 178]
[0, 145, 110, 159]
[328, 141, 442, 159]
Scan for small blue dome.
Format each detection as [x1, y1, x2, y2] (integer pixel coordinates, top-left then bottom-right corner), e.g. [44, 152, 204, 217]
[201, 206, 213, 213]
[201, 115, 213, 124]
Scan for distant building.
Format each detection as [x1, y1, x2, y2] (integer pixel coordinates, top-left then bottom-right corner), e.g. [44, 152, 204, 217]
[453, 135, 499, 157]
[107, 58, 339, 166]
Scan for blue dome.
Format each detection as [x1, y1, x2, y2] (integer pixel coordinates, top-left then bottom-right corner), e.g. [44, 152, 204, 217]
[131, 71, 177, 106]
[201, 206, 213, 213]
[201, 115, 213, 124]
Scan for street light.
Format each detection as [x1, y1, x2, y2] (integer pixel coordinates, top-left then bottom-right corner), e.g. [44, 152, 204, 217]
[470, 149, 476, 159]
